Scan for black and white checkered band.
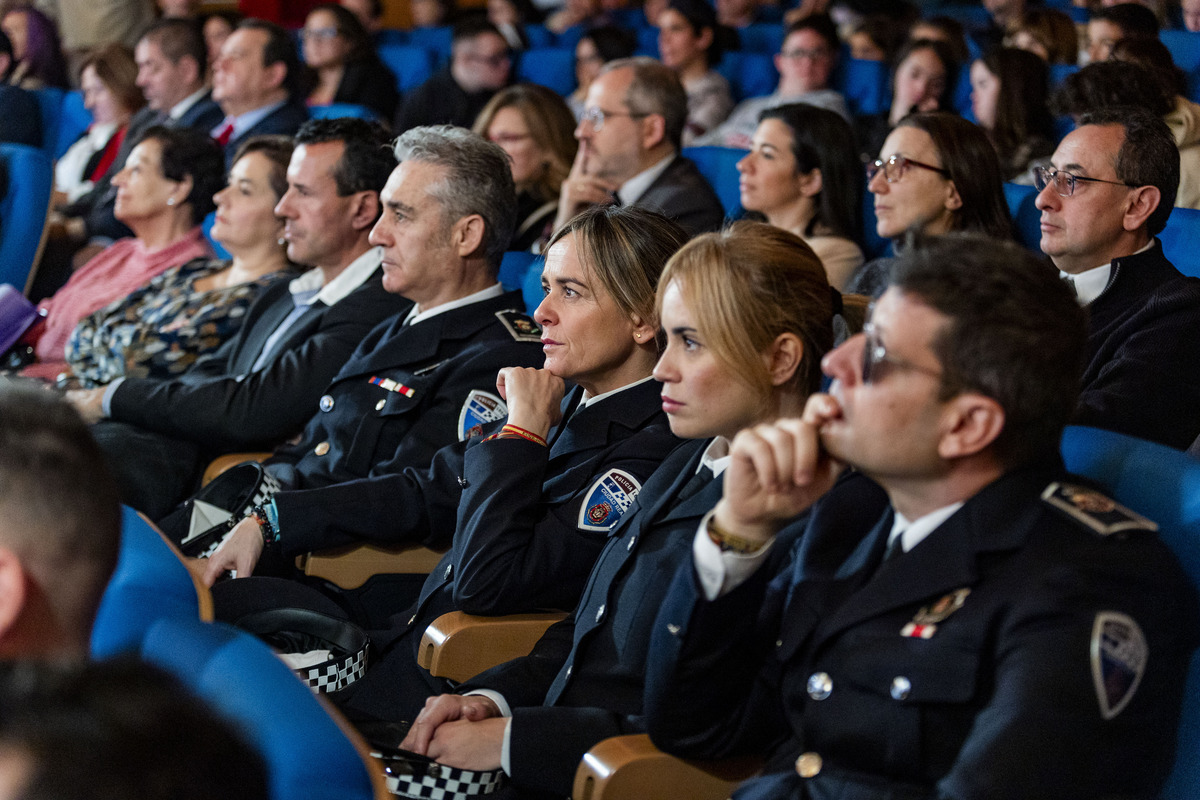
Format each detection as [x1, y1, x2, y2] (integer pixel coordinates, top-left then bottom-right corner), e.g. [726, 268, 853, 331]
[183, 463, 282, 558]
[372, 752, 505, 799]
[236, 608, 369, 694]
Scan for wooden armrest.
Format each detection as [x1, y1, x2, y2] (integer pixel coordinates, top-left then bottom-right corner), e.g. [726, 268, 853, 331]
[136, 511, 214, 623]
[573, 734, 761, 800]
[418, 610, 568, 683]
[298, 543, 449, 590]
[316, 694, 393, 800]
[201, 452, 272, 486]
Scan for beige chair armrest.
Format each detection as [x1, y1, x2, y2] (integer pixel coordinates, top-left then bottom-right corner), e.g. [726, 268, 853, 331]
[573, 734, 760, 800]
[201, 452, 272, 486]
[298, 543, 448, 590]
[418, 610, 569, 683]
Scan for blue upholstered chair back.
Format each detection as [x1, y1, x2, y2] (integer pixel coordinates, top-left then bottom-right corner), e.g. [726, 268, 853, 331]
[682, 145, 747, 217]
[0, 143, 53, 292]
[1060, 425, 1200, 799]
[309, 103, 378, 121]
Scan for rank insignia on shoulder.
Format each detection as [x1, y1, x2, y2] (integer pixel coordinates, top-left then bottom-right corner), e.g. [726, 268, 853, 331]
[1091, 611, 1147, 720]
[458, 390, 508, 441]
[496, 310, 541, 342]
[900, 588, 971, 638]
[1042, 482, 1158, 536]
[578, 469, 642, 532]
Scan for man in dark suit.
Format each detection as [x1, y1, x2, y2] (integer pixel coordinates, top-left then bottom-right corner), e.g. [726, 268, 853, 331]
[643, 236, 1199, 799]
[210, 19, 309, 169]
[66, 118, 404, 518]
[57, 18, 224, 245]
[1035, 106, 1200, 450]
[555, 57, 725, 237]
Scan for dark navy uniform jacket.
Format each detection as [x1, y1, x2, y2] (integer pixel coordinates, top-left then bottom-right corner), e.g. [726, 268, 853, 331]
[266, 290, 542, 491]
[329, 380, 681, 723]
[455, 439, 807, 797]
[645, 467, 1200, 800]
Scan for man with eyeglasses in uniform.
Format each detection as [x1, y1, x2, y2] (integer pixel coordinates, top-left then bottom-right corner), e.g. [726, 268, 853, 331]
[643, 233, 1200, 800]
[394, 18, 512, 133]
[555, 56, 725, 237]
[1034, 106, 1200, 450]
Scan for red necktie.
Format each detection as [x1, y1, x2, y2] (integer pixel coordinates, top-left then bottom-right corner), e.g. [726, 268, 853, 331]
[214, 121, 234, 146]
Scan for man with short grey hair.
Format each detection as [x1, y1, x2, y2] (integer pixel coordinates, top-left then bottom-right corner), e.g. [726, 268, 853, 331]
[202, 124, 544, 581]
[556, 56, 725, 236]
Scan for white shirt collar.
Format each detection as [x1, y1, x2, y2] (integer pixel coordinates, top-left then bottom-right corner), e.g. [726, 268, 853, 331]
[579, 375, 655, 409]
[888, 502, 964, 554]
[288, 247, 382, 306]
[698, 436, 732, 478]
[169, 87, 209, 121]
[617, 154, 676, 207]
[402, 283, 506, 326]
[1059, 239, 1154, 306]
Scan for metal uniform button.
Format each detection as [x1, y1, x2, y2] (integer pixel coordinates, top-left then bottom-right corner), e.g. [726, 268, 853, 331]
[890, 676, 911, 701]
[375, 399, 386, 411]
[795, 752, 822, 778]
[807, 672, 832, 701]
[314, 441, 330, 456]
[319, 395, 334, 412]
[594, 603, 606, 623]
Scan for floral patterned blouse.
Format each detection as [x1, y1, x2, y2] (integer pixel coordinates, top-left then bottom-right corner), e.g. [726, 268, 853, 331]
[65, 257, 289, 387]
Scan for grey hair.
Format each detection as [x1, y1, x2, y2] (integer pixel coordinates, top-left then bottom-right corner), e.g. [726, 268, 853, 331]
[391, 125, 518, 271]
[599, 57, 688, 151]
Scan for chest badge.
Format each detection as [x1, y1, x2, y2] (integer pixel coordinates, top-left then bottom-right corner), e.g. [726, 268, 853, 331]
[458, 390, 508, 441]
[369, 376, 415, 398]
[900, 588, 971, 639]
[578, 469, 642, 533]
[1091, 611, 1147, 720]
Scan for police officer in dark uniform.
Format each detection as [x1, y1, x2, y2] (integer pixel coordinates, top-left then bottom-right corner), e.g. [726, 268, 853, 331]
[396, 221, 862, 798]
[643, 236, 1200, 800]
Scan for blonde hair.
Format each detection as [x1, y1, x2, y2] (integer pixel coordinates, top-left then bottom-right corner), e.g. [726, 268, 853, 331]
[657, 221, 867, 397]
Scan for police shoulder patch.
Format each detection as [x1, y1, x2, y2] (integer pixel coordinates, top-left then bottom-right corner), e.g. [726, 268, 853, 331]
[1091, 611, 1148, 720]
[458, 390, 508, 441]
[1041, 482, 1158, 536]
[578, 469, 643, 532]
[495, 310, 541, 342]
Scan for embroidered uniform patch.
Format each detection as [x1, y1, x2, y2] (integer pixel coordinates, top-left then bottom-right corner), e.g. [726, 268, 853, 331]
[495, 309, 541, 342]
[900, 588, 971, 639]
[457, 390, 508, 441]
[1091, 611, 1147, 720]
[1042, 482, 1157, 536]
[578, 469, 642, 532]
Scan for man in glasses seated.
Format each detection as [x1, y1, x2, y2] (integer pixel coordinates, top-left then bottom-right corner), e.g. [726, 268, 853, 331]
[555, 57, 725, 237]
[644, 234, 1200, 800]
[1034, 106, 1200, 450]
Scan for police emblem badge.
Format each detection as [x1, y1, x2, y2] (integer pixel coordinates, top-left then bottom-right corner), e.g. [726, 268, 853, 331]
[1042, 482, 1157, 536]
[901, 588, 971, 639]
[495, 309, 542, 342]
[1091, 611, 1147, 720]
[458, 390, 508, 441]
[578, 469, 643, 532]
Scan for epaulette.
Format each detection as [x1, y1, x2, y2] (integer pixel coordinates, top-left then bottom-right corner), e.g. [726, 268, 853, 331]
[1041, 482, 1158, 536]
[495, 309, 541, 342]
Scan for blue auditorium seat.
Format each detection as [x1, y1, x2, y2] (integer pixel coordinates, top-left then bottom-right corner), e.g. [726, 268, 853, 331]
[521, 254, 545, 315]
[834, 57, 889, 117]
[636, 26, 659, 58]
[408, 25, 453, 62]
[738, 23, 783, 54]
[524, 23, 554, 48]
[1003, 181, 1041, 251]
[377, 43, 436, 93]
[1159, 206, 1200, 278]
[309, 103, 378, 121]
[1060, 425, 1200, 800]
[139, 617, 381, 800]
[55, 90, 92, 161]
[716, 51, 777, 102]
[682, 145, 746, 217]
[517, 47, 577, 96]
[33, 87, 63, 159]
[0, 143, 53, 293]
[1162, 30, 1200, 74]
[499, 250, 541, 293]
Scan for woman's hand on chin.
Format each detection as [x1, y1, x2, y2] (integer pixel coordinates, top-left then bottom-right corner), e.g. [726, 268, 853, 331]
[496, 366, 565, 439]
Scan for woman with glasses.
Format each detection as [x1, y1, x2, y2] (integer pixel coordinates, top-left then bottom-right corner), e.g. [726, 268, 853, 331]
[302, 3, 398, 120]
[737, 103, 864, 289]
[849, 112, 1012, 297]
[473, 85, 578, 252]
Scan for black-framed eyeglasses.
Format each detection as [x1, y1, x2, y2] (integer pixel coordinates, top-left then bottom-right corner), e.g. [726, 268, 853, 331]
[1032, 165, 1137, 197]
[860, 322, 943, 385]
[865, 154, 950, 184]
[579, 106, 648, 132]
